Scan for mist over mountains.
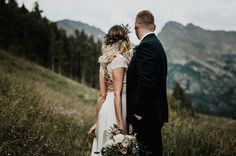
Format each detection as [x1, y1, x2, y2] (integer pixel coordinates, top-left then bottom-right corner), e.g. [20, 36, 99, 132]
[57, 19, 236, 117]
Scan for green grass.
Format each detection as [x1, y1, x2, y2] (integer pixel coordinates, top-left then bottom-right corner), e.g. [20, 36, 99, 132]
[0, 49, 236, 155]
[0, 50, 97, 118]
[0, 50, 97, 155]
[163, 109, 236, 156]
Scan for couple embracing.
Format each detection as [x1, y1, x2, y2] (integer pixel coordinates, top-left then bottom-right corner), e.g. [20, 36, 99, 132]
[88, 10, 169, 156]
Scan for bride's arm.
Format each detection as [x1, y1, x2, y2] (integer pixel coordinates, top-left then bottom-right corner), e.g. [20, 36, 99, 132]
[112, 68, 125, 130]
[88, 72, 107, 138]
[95, 71, 107, 122]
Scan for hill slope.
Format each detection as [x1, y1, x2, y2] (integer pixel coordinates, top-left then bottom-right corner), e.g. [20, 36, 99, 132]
[0, 49, 235, 155]
[0, 49, 97, 155]
[158, 21, 236, 117]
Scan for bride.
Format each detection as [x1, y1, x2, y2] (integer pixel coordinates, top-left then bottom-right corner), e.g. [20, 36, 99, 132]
[88, 24, 133, 155]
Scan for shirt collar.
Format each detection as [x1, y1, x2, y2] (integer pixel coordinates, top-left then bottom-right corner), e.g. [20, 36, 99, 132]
[140, 32, 155, 42]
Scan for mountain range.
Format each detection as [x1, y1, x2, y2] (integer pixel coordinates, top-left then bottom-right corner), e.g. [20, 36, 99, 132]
[56, 19, 105, 41]
[158, 21, 236, 117]
[57, 19, 236, 117]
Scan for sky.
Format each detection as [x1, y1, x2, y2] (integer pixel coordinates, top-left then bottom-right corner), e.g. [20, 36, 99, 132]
[16, 0, 236, 44]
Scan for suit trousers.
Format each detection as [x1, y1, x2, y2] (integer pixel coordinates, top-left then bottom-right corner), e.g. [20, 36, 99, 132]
[131, 114, 163, 156]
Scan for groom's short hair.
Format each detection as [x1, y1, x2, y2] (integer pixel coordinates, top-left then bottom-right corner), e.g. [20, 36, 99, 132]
[136, 10, 155, 26]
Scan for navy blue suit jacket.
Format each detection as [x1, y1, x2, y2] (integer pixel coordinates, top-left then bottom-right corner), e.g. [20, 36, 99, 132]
[127, 33, 169, 124]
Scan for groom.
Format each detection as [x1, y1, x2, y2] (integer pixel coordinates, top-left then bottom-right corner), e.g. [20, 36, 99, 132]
[127, 10, 168, 156]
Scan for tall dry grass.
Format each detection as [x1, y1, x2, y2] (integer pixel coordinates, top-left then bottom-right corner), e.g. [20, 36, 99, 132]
[163, 97, 236, 156]
[0, 50, 236, 155]
[0, 75, 94, 155]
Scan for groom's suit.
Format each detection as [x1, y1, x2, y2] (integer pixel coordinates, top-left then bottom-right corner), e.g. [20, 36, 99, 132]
[127, 33, 168, 156]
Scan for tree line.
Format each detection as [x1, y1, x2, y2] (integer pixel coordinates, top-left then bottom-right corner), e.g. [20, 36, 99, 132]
[0, 0, 102, 88]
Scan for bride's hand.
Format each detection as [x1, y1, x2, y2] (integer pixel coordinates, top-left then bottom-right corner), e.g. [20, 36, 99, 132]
[88, 124, 96, 139]
[115, 124, 124, 134]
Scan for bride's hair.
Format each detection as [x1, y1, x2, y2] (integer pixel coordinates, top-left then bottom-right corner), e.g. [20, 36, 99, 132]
[98, 24, 133, 90]
[99, 24, 133, 63]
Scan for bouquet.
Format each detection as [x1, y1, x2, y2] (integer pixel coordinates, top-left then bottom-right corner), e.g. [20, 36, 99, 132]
[101, 124, 139, 156]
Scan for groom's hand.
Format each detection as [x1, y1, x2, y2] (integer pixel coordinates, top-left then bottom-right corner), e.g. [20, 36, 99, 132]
[134, 114, 142, 120]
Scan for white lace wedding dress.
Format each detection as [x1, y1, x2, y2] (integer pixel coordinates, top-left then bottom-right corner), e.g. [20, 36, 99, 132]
[91, 53, 128, 156]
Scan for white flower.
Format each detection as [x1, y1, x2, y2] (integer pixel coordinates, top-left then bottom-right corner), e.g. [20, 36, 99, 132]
[102, 124, 139, 155]
[121, 138, 129, 148]
[105, 139, 115, 146]
[126, 135, 135, 140]
[113, 134, 125, 143]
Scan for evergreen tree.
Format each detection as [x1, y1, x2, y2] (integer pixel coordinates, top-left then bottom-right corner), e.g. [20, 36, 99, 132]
[0, 0, 6, 7]
[8, 0, 18, 8]
[0, 2, 102, 88]
[172, 82, 195, 116]
[32, 2, 42, 17]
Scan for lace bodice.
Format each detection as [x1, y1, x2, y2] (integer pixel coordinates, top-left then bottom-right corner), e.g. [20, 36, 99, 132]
[100, 54, 128, 91]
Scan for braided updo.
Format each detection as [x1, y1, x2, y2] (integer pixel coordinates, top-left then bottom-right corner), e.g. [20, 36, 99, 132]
[98, 24, 133, 90]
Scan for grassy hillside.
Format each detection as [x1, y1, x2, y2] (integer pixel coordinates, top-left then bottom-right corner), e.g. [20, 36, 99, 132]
[0, 49, 97, 155]
[0, 49, 235, 155]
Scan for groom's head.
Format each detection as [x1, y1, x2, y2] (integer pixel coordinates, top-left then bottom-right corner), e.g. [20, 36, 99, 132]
[135, 10, 156, 39]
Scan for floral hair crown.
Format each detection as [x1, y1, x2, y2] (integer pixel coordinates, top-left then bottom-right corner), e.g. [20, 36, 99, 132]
[104, 24, 131, 45]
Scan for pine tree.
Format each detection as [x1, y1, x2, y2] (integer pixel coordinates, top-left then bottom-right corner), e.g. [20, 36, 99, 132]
[0, 2, 102, 88]
[32, 2, 42, 17]
[0, 0, 6, 7]
[172, 82, 195, 116]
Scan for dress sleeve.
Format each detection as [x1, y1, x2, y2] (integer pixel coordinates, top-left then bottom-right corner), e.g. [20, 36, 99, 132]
[111, 54, 128, 70]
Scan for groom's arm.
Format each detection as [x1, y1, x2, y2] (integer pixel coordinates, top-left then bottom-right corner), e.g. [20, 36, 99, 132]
[134, 42, 157, 116]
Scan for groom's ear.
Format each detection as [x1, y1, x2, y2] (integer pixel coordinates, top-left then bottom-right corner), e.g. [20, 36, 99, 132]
[134, 23, 138, 30]
[153, 24, 156, 31]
